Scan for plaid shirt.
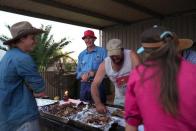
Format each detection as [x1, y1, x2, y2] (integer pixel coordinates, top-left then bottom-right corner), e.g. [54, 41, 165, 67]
[183, 49, 196, 64]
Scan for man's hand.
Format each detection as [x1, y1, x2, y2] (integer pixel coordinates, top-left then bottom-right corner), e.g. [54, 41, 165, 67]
[81, 73, 89, 82]
[89, 71, 95, 77]
[91, 62, 107, 114]
[95, 103, 107, 114]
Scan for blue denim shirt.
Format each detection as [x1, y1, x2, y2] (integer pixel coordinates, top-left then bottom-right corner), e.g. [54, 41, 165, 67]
[0, 48, 45, 130]
[76, 46, 107, 79]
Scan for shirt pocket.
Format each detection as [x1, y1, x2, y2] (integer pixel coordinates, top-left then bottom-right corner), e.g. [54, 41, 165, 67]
[80, 60, 86, 68]
[92, 56, 102, 70]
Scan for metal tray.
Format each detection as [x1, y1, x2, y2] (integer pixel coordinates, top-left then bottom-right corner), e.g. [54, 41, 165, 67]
[39, 101, 125, 130]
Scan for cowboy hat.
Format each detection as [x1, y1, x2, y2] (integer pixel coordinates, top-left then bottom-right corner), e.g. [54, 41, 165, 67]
[4, 21, 44, 45]
[178, 39, 193, 51]
[140, 26, 193, 52]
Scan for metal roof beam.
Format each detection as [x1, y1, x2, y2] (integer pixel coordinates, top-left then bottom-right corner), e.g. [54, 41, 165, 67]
[113, 0, 164, 19]
[0, 5, 102, 29]
[32, 0, 131, 24]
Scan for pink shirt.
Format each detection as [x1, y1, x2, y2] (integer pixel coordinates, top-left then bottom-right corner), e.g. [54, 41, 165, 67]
[125, 59, 196, 131]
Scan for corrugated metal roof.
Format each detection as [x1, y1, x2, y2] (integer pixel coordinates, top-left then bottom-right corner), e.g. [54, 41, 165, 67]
[0, 0, 195, 29]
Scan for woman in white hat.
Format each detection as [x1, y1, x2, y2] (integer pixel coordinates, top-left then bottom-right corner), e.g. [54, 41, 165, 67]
[0, 21, 45, 131]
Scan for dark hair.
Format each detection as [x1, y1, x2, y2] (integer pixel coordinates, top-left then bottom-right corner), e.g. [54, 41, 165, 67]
[141, 26, 180, 116]
[190, 42, 196, 51]
[8, 34, 29, 49]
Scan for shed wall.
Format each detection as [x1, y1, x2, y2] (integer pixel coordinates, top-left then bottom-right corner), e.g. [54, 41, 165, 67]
[102, 13, 196, 50]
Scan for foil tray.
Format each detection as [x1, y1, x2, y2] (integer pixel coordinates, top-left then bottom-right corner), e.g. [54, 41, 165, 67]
[73, 107, 125, 131]
[39, 100, 125, 130]
[36, 98, 58, 107]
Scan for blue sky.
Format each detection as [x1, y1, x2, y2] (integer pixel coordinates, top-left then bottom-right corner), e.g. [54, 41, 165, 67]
[0, 10, 100, 60]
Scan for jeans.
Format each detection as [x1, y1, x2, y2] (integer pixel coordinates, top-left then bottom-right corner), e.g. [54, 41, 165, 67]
[80, 81, 106, 103]
[16, 119, 40, 131]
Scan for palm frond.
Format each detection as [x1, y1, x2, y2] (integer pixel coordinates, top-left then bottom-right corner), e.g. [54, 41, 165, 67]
[0, 46, 8, 51]
[64, 51, 74, 56]
[0, 35, 10, 42]
[40, 25, 52, 44]
[5, 24, 11, 30]
[47, 54, 66, 67]
[59, 41, 71, 49]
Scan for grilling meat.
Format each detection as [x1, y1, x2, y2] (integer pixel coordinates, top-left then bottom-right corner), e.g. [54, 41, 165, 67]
[86, 114, 111, 125]
[111, 109, 124, 118]
[44, 102, 82, 117]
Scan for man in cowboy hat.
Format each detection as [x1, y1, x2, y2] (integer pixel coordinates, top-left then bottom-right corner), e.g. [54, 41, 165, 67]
[0, 21, 45, 131]
[76, 30, 107, 103]
[91, 38, 141, 113]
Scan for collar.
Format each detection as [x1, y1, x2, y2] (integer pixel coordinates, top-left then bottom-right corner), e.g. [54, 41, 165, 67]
[85, 46, 98, 54]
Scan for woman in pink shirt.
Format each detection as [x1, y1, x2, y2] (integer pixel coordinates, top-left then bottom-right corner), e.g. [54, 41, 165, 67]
[125, 26, 196, 131]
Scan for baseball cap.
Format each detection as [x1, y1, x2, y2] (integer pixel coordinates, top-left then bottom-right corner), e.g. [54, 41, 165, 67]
[106, 39, 122, 56]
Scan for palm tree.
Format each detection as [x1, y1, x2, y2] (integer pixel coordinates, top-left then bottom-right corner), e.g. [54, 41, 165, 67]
[30, 25, 75, 72]
[0, 24, 75, 72]
[0, 25, 10, 51]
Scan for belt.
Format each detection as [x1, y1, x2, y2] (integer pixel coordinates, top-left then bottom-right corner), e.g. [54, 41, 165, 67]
[81, 76, 94, 83]
[80, 80, 93, 83]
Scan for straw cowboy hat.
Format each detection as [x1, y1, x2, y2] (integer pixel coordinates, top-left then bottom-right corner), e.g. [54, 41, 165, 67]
[140, 26, 193, 51]
[177, 39, 193, 51]
[4, 21, 44, 45]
